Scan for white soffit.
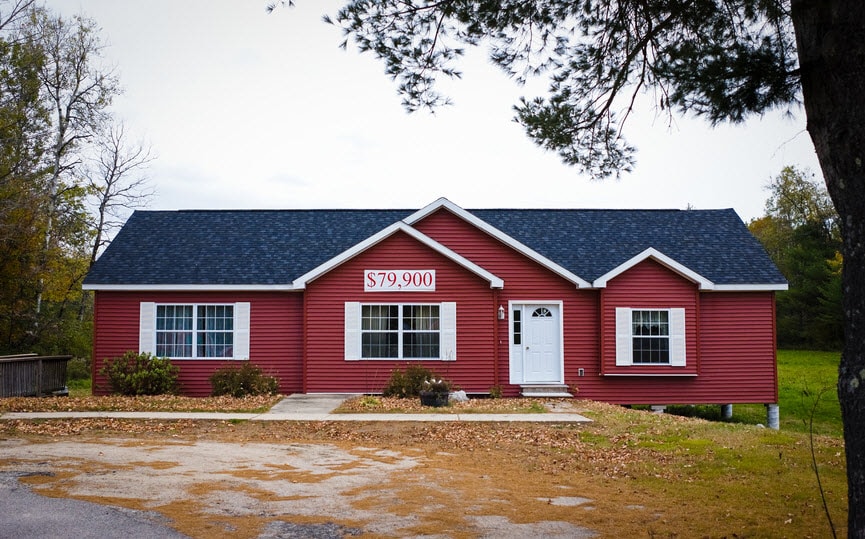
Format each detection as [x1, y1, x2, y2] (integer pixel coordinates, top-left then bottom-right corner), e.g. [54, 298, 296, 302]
[81, 283, 299, 291]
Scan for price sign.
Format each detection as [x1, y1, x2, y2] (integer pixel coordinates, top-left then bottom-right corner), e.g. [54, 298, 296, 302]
[364, 270, 436, 292]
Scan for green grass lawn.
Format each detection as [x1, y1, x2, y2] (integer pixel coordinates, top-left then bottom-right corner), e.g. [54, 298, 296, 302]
[742, 349, 841, 436]
[67, 378, 92, 398]
[668, 349, 842, 436]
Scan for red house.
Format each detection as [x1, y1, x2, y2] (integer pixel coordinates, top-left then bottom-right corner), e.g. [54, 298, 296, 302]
[83, 198, 786, 421]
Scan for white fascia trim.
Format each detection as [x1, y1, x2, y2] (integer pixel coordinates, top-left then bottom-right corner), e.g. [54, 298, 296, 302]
[709, 283, 789, 291]
[404, 197, 592, 288]
[292, 221, 504, 289]
[82, 284, 301, 292]
[592, 247, 715, 290]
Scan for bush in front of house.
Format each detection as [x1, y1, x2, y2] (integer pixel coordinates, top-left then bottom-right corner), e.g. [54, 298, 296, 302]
[99, 351, 179, 395]
[209, 363, 279, 397]
[383, 364, 444, 397]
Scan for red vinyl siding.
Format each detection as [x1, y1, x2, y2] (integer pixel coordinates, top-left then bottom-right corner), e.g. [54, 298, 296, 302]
[696, 292, 778, 403]
[577, 292, 778, 405]
[415, 208, 598, 396]
[577, 258, 778, 404]
[91, 291, 303, 397]
[600, 259, 700, 377]
[304, 231, 497, 393]
[90, 207, 779, 405]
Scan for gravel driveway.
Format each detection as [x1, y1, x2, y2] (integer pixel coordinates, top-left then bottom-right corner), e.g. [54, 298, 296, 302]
[0, 436, 596, 538]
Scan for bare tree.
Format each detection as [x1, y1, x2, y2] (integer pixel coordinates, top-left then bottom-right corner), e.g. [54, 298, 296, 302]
[0, 0, 36, 34]
[23, 8, 120, 315]
[85, 121, 154, 270]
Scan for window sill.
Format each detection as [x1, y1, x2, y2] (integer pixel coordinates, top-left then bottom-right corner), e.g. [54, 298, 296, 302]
[603, 372, 697, 377]
[166, 357, 248, 361]
[346, 358, 455, 362]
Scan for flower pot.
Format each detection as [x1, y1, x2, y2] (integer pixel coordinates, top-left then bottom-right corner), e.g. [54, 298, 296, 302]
[419, 390, 449, 407]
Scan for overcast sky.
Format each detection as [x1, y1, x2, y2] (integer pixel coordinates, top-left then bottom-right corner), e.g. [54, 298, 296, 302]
[55, 0, 820, 222]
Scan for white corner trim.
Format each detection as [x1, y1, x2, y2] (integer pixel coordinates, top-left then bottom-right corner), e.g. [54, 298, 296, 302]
[292, 221, 504, 289]
[403, 197, 591, 288]
[592, 247, 715, 289]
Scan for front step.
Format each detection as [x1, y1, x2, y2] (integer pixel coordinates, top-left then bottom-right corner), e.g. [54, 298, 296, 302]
[520, 385, 573, 398]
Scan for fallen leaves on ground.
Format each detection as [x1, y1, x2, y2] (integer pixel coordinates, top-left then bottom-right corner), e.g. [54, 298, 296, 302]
[334, 396, 571, 414]
[0, 394, 281, 413]
[0, 397, 846, 539]
[1, 418, 201, 437]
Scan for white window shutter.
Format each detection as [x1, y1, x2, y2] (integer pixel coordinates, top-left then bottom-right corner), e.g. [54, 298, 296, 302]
[233, 302, 251, 359]
[441, 302, 457, 361]
[670, 308, 686, 366]
[615, 307, 632, 366]
[139, 302, 156, 354]
[344, 302, 360, 360]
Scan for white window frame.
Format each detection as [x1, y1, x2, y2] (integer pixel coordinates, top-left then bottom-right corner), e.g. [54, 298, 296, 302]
[615, 307, 685, 367]
[139, 302, 250, 360]
[345, 301, 456, 361]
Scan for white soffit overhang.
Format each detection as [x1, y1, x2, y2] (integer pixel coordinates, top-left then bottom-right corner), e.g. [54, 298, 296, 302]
[81, 283, 299, 291]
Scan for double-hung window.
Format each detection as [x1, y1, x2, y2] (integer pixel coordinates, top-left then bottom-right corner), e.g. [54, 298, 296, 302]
[140, 302, 250, 359]
[345, 302, 456, 360]
[616, 307, 685, 367]
[631, 310, 670, 364]
[360, 304, 440, 359]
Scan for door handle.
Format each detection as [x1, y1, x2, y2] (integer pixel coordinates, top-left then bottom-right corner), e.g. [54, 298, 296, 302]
[525, 346, 530, 350]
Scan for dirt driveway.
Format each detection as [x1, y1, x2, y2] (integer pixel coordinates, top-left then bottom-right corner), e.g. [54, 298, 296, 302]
[0, 432, 597, 538]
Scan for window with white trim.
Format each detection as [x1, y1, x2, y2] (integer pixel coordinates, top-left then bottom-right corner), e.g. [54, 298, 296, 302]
[512, 308, 521, 345]
[140, 302, 250, 360]
[631, 309, 669, 364]
[345, 302, 456, 360]
[360, 304, 440, 359]
[616, 307, 686, 367]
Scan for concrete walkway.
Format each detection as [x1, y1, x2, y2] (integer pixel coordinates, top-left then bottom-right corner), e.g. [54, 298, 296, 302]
[0, 394, 592, 423]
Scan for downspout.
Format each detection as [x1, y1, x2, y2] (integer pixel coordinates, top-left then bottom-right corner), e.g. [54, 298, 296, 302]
[695, 286, 702, 373]
[771, 292, 779, 404]
[492, 288, 500, 390]
[302, 290, 308, 394]
[598, 288, 605, 376]
[91, 292, 99, 390]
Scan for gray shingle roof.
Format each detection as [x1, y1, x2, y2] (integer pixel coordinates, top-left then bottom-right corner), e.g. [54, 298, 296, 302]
[473, 208, 784, 284]
[83, 206, 785, 287]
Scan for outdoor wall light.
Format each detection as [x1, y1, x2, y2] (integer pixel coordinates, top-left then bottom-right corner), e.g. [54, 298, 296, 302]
[498, 305, 505, 320]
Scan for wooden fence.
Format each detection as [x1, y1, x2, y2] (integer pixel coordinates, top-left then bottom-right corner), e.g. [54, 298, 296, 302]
[0, 354, 73, 397]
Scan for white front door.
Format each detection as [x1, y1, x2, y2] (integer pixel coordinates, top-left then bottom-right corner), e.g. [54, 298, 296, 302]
[510, 303, 563, 384]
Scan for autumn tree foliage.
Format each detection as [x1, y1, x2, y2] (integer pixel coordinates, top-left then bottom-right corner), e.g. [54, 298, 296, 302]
[750, 166, 842, 349]
[307, 0, 865, 535]
[0, 1, 150, 355]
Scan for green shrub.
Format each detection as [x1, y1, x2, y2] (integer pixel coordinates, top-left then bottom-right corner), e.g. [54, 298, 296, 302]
[209, 363, 279, 397]
[66, 357, 91, 381]
[382, 364, 444, 397]
[99, 351, 179, 395]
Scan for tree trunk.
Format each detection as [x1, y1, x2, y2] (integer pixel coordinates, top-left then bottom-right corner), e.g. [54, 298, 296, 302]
[791, 1, 865, 536]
